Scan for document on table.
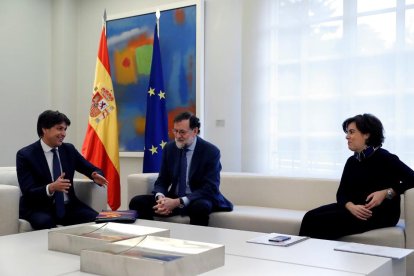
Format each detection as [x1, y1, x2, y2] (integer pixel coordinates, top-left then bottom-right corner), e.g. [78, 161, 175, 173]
[334, 242, 413, 259]
[247, 233, 309, 247]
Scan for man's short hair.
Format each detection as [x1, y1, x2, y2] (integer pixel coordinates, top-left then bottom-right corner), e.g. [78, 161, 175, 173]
[37, 110, 71, 138]
[174, 111, 200, 133]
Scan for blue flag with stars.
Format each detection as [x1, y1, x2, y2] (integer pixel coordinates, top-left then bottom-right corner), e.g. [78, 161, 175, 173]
[143, 23, 168, 173]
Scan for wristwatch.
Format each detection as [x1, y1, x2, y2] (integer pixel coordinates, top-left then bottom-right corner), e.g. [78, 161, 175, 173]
[178, 197, 185, 208]
[386, 189, 394, 200]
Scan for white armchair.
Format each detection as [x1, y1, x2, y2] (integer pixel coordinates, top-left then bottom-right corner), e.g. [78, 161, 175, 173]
[0, 167, 107, 235]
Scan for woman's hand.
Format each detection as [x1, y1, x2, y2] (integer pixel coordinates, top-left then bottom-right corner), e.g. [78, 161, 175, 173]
[365, 189, 387, 210]
[345, 202, 372, 220]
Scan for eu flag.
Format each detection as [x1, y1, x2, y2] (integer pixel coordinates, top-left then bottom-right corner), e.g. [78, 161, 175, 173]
[143, 23, 168, 173]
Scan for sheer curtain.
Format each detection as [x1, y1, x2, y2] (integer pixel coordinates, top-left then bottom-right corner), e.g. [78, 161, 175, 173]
[244, 0, 414, 178]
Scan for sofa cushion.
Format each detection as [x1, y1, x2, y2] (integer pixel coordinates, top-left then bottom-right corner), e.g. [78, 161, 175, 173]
[209, 206, 305, 234]
[73, 179, 107, 212]
[0, 167, 19, 188]
[18, 219, 33, 233]
[338, 220, 406, 248]
[0, 185, 20, 235]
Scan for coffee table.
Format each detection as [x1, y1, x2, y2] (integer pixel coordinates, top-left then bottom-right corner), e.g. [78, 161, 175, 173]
[0, 219, 407, 276]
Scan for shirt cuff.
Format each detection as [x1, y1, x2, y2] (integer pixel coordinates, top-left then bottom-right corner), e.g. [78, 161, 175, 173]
[46, 184, 54, 197]
[155, 193, 165, 200]
[182, 196, 190, 206]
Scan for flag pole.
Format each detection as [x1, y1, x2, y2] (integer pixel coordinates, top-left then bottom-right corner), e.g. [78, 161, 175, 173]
[156, 9, 160, 37]
[103, 9, 107, 34]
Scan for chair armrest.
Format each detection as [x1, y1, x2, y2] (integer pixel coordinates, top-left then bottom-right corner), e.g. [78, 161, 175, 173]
[127, 173, 158, 204]
[404, 188, 414, 248]
[0, 185, 20, 235]
[74, 179, 107, 212]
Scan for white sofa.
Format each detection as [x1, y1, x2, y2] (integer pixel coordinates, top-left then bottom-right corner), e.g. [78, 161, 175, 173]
[128, 172, 414, 274]
[0, 167, 107, 235]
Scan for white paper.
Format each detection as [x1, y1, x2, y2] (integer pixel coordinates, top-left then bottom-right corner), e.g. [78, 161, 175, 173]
[246, 233, 309, 247]
[334, 242, 413, 259]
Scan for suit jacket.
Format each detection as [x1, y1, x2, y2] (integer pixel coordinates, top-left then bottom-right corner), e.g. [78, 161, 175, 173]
[16, 140, 101, 216]
[153, 137, 233, 211]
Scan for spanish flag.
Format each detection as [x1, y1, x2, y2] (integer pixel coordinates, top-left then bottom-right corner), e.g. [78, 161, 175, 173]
[82, 21, 121, 211]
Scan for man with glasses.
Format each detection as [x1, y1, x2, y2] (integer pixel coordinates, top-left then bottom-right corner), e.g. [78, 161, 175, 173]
[129, 111, 233, 226]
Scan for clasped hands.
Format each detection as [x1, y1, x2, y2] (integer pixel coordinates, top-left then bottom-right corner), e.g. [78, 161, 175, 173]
[346, 189, 390, 220]
[153, 196, 180, 215]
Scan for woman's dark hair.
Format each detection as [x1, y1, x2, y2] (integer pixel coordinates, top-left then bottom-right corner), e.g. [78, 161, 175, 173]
[174, 111, 201, 134]
[342, 113, 384, 147]
[37, 110, 71, 138]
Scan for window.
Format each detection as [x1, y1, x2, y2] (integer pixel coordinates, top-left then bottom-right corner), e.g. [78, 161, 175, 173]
[265, 0, 414, 178]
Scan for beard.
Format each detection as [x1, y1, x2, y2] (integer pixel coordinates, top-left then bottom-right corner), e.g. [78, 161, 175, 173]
[175, 136, 195, 149]
[175, 139, 185, 149]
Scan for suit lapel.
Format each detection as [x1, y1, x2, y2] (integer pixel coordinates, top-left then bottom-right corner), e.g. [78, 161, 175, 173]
[174, 146, 181, 178]
[58, 146, 69, 176]
[188, 138, 202, 181]
[35, 140, 53, 182]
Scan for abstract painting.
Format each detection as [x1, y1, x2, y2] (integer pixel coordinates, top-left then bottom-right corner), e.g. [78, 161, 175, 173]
[106, 4, 198, 152]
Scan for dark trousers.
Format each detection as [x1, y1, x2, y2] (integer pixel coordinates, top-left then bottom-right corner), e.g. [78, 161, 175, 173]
[22, 200, 98, 230]
[299, 203, 398, 240]
[129, 194, 213, 226]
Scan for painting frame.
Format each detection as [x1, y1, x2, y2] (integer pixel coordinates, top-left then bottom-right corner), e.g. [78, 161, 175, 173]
[106, 0, 204, 156]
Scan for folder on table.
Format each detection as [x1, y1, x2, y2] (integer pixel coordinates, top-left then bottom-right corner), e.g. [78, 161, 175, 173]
[95, 210, 138, 223]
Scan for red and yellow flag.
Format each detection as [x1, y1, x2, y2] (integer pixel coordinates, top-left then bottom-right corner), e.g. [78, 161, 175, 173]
[82, 26, 120, 210]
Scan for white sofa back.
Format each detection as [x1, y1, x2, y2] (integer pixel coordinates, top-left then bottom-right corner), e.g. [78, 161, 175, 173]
[0, 167, 19, 187]
[220, 172, 338, 211]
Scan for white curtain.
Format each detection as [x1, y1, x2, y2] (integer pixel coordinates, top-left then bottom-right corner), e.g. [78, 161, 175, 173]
[243, 0, 414, 178]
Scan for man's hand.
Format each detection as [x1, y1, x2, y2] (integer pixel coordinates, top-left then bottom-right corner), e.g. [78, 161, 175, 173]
[153, 197, 180, 215]
[364, 189, 388, 210]
[49, 172, 71, 193]
[91, 172, 108, 187]
[345, 202, 372, 220]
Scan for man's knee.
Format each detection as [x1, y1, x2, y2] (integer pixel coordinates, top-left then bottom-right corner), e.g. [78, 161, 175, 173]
[187, 199, 213, 215]
[129, 195, 151, 209]
[129, 195, 156, 219]
[30, 214, 56, 230]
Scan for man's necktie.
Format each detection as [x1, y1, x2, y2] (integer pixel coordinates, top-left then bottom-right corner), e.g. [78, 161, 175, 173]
[178, 148, 188, 197]
[51, 148, 65, 218]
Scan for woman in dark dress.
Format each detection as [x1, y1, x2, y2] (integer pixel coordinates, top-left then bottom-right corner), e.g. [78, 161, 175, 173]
[299, 113, 414, 239]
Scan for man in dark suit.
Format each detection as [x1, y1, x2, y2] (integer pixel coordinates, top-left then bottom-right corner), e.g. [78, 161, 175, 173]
[16, 110, 108, 230]
[129, 111, 233, 226]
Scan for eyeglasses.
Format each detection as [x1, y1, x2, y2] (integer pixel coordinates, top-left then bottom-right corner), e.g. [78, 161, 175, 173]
[171, 129, 193, 135]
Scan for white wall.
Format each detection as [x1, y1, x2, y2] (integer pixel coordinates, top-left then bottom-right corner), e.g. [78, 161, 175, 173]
[0, 0, 245, 208]
[0, 0, 52, 165]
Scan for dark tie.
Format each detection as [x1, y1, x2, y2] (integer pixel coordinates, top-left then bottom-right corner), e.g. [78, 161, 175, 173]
[51, 148, 65, 218]
[178, 148, 188, 197]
